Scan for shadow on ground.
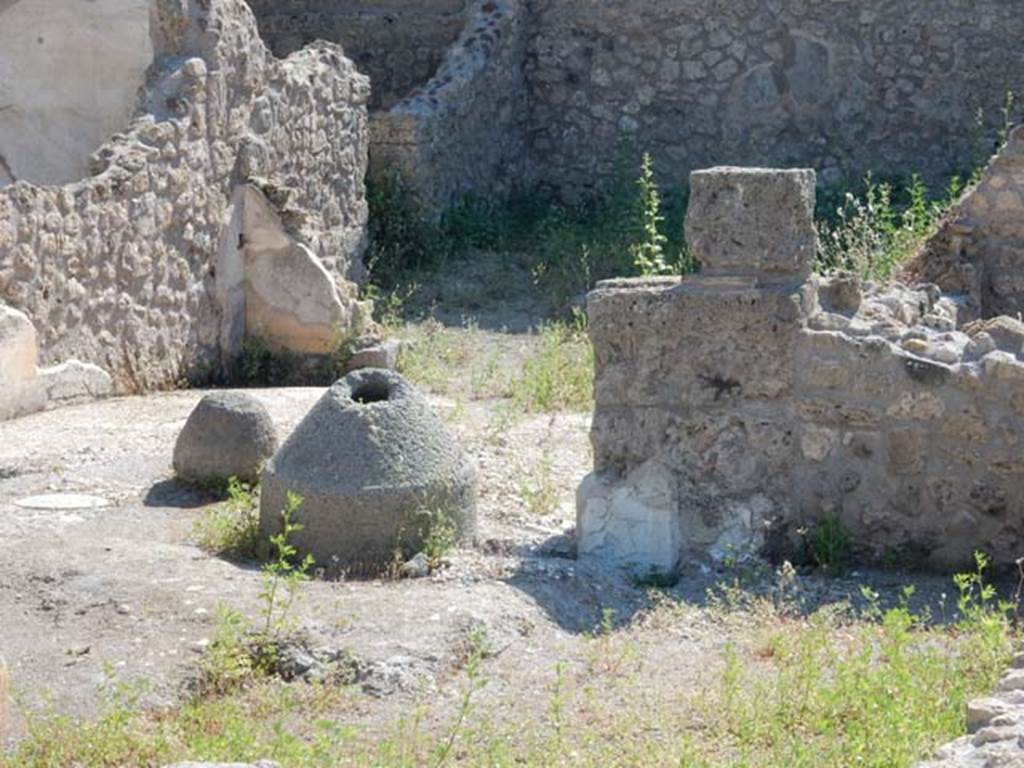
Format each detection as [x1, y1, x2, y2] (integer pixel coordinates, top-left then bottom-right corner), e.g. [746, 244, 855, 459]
[143, 478, 221, 510]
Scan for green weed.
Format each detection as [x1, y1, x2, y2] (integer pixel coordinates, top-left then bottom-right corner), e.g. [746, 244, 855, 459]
[518, 450, 560, 516]
[806, 513, 852, 574]
[422, 509, 457, 569]
[815, 172, 960, 281]
[510, 312, 593, 413]
[259, 492, 314, 641]
[192, 477, 261, 559]
[630, 152, 672, 277]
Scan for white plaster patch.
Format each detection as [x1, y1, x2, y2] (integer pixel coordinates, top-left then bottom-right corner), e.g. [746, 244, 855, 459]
[576, 463, 682, 577]
[0, 0, 152, 185]
[14, 494, 112, 511]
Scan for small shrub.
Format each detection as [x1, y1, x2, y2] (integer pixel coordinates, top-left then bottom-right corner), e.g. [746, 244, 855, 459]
[192, 476, 261, 559]
[198, 606, 257, 696]
[258, 492, 314, 642]
[630, 153, 671, 277]
[422, 509, 458, 568]
[807, 513, 852, 574]
[518, 451, 560, 516]
[815, 173, 954, 281]
[511, 312, 594, 413]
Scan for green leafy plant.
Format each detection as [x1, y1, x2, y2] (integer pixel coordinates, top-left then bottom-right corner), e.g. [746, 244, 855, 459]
[259, 492, 314, 641]
[198, 606, 257, 696]
[192, 476, 261, 558]
[510, 311, 594, 413]
[815, 172, 962, 281]
[422, 509, 457, 568]
[807, 513, 852, 574]
[630, 153, 671, 276]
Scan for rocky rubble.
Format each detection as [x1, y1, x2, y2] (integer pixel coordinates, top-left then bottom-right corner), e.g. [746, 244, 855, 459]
[917, 652, 1024, 768]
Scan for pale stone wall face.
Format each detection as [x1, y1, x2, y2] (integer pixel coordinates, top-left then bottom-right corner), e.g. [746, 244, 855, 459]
[0, 0, 370, 392]
[0, 0, 153, 187]
[581, 167, 1024, 575]
[527, 0, 1024, 194]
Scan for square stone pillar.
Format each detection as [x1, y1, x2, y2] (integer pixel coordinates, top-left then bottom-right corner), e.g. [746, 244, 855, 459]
[685, 167, 817, 284]
[578, 167, 817, 576]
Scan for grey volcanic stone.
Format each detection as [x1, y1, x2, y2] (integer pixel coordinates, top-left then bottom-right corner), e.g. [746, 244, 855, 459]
[259, 369, 477, 568]
[173, 392, 278, 485]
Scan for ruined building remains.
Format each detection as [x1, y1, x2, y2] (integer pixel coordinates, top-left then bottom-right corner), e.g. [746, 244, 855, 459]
[1, 0, 1022, 408]
[0, 0, 370, 409]
[579, 165, 1024, 574]
[245, 0, 1022, 198]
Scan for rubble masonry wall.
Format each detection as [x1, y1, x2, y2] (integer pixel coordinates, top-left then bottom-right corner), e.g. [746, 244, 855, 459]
[0, 0, 370, 392]
[581, 167, 1024, 574]
[244, 0, 466, 112]
[527, 0, 1023, 194]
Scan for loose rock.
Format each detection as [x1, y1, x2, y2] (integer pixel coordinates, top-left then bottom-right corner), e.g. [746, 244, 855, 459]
[173, 392, 278, 485]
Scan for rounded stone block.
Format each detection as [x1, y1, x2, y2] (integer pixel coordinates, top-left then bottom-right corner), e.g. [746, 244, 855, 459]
[685, 166, 817, 281]
[173, 392, 278, 485]
[259, 369, 477, 568]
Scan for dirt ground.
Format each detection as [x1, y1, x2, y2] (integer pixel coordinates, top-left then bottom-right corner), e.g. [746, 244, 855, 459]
[0, 355, 982, 746]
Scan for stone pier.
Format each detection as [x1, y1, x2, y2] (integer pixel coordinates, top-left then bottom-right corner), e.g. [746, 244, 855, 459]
[579, 167, 1024, 576]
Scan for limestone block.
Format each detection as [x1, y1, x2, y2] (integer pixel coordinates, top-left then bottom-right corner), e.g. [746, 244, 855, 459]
[240, 186, 351, 356]
[0, 304, 38, 383]
[0, 304, 46, 421]
[39, 361, 113, 407]
[685, 167, 817, 281]
[347, 339, 402, 373]
[576, 464, 682, 577]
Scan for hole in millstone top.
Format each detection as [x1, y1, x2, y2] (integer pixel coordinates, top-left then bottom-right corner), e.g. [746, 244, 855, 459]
[352, 380, 391, 405]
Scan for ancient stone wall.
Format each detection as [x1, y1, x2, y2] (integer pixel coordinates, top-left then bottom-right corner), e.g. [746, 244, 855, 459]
[527, 0, 1024, 195]
[0, 0, 370, 393]
[0, 0, 154, 187]
[580, 167, 1024, 575]
[370, 0, 530, 213]
[246, 0, 528, 214]
[244, 0, 467, 111]
[914, 126, 1024, 322]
